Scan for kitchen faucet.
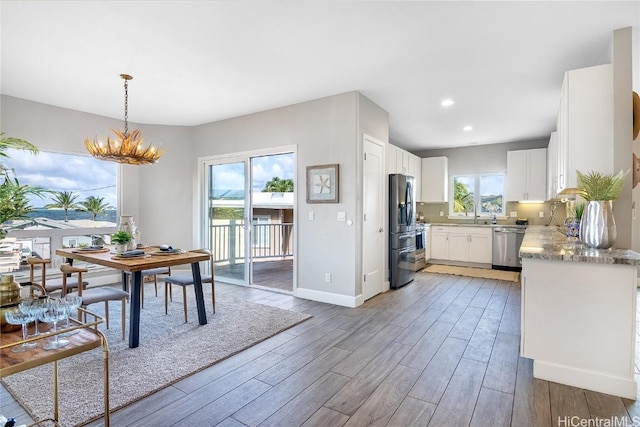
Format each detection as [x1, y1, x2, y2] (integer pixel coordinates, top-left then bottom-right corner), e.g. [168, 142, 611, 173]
[473, 201, 479, 224]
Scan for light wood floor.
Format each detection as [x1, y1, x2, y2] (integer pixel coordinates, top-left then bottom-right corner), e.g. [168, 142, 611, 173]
[3, 271, 640, 426]
[215, 259, 293, 293]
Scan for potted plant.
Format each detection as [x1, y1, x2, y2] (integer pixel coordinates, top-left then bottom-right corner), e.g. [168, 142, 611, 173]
[576, 169, 628, 249]
[111, 230, 132, 253]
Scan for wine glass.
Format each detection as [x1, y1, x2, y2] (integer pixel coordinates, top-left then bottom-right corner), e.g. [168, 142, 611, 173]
[5, 308, 38, 353]
[39, 299, 70, 350]
[60, 294, 82, 337]
[19, 296, 47, 337]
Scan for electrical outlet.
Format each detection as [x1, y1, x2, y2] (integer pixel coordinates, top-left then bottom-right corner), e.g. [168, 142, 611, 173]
[308, 212, 314, 221]
[539, 211, 544, 218]
[439, 211, 444, 216]
[325, 273, 332, 283]
[510, 212, 517, 218]
[337, 212, 346, 222]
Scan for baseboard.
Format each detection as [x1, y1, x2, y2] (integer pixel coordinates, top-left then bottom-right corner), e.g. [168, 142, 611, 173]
[295, 287, 361, 308]
[533, 359, 637, 400]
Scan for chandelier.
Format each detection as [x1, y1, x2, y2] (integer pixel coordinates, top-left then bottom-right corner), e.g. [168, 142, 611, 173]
[84, 74, 165, 165]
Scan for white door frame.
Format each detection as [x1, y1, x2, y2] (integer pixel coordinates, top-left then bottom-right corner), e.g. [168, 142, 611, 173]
[197, 145, 297, 290]
[362, 134, 387, 301]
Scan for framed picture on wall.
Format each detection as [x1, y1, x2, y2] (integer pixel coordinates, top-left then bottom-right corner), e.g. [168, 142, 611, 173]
[306, 164, 339, 203]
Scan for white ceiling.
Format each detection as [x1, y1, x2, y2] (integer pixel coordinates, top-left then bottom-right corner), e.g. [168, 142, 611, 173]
[1, 1, 637, 151]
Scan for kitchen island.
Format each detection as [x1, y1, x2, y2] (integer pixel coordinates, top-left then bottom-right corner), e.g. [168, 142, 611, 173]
[519, 225, 640, 399]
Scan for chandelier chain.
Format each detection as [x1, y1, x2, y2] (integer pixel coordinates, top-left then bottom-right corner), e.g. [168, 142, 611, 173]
[123, 77, 129, 135]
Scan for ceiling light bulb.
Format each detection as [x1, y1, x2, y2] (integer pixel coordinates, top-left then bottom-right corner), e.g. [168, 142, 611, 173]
[463, 126, 473, 132]
[441, 99, 455, 107]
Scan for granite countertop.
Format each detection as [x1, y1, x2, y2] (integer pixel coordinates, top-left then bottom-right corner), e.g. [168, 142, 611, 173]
[424, 222, 525, 229]
[519, 225, 640, 265]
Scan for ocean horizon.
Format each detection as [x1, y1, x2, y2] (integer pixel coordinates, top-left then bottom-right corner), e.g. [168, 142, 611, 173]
[26, 208, 118, 223]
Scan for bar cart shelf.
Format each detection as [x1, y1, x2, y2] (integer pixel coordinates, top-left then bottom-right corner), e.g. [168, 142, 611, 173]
[0, 308, 110, 426]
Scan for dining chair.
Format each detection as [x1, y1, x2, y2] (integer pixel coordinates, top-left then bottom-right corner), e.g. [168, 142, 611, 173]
[61, 264, 129, 340]
[27, 256, 88, 296]
[141, 267, 171, 308]
[164, 249, 214, 323]
[123, 267, 171, 309]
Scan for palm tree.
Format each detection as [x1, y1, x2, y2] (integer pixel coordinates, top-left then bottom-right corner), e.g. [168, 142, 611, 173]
[44, 190, 80, 222]
[0, 132, 46, 237]
[263, 177, 294, 192]
[453, 181, 474, 213]
[78, 196, 113, 221]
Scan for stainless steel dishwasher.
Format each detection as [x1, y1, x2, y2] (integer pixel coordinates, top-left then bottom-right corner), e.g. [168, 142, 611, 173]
[492, 227, 526, 271]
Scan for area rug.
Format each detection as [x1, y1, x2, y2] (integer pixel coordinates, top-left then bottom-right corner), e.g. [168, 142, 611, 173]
[422, 264, 520, 282]
[2, 291, 311, 426]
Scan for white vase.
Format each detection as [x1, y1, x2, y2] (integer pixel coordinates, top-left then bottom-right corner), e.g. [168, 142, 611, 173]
[115, 243, 128, 253]
[118, 216, 138, 250]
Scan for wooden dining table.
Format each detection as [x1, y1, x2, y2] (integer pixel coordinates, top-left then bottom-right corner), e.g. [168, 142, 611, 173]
[55, 247, 210, 348]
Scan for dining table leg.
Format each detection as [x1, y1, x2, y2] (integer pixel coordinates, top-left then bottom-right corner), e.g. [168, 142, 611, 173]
[191, 262, 208, 325]
[128, 271, 142, 348]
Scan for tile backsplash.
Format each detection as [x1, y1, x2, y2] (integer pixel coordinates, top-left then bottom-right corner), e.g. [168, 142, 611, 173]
[416, 201, 569, 226]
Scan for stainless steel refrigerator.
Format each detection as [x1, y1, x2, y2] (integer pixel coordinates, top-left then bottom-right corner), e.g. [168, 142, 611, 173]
[389, 174, 416, 289]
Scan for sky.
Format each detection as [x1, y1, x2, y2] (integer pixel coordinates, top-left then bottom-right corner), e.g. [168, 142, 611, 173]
[5, 148, 118, 208]
[4, 149, 295, 207]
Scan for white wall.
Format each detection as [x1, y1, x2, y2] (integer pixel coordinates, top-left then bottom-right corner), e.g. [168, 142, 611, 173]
[0, 95, 194, 250]
[191, 91, 388, 305]
[612, 27, 634, 250]
[1, 91, 389, 306]
[414, 138, 548, 176]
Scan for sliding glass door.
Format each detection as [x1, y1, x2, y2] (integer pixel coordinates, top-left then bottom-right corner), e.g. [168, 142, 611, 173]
[203, 151, 294, 291]
[207, 160, 248, 285]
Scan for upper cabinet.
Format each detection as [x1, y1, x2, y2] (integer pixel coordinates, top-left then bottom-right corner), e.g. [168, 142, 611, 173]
[556, 64, 613, 191]
[408, 152, 421, 203]
[506, 148, 547, 201]
[421, 156, 448, 203]
[547, 132, 558, 199]
[387, 144, 421, 201]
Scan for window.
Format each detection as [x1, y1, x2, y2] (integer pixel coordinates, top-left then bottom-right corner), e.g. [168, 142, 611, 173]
[450, 173, 505, 216]
[4, 148, 118, 228]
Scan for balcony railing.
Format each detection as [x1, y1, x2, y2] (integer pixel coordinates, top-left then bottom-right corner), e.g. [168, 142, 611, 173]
[5, 221, 293, 277]
[210, 221, 293, 265]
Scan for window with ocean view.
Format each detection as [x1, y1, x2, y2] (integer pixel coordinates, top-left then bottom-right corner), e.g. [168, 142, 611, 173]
[1, 149, 118, 274]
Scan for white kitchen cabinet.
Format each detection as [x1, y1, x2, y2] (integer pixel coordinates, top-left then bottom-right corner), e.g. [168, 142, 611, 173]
[409, 153, 422, 203]
[397, 148, 409, 175]
[556, 64, 613, 191]
[447, 226, 493, 264]
[506, 148, 547, 201]
[546, 132, 558, 199]
[387, 144, 416, 177]
[424, 226, 431, 261]
[468, 229, 492, 263]
[421, 157, 448, 203]
[430, 226, 449, 260]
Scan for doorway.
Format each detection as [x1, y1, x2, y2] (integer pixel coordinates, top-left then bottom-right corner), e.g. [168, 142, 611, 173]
[203, 150, 295, 293]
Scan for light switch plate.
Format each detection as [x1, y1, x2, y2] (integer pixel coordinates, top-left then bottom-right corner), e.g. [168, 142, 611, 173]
[539, 211, 544, 218]
[308, 212, 314, 221]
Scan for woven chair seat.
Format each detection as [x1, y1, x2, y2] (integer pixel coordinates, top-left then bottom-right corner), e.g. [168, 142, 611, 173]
[142, 267, 170, 277]
[164, 274, 212, 286]
[44, 277, 88, 292]
[68, 288, 129, 306]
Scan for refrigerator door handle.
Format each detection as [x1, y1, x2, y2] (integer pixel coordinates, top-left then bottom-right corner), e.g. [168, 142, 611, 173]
[405, 181, 413, 226]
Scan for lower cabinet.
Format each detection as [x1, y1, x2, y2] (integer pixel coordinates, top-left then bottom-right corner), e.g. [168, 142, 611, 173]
[430, 226, 450, 260]
[429, 226, 492, 264]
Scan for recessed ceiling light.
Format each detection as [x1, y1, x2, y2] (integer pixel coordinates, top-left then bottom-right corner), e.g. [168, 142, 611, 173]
[441, 99, 455, 107]
[463, 126, 473, 132]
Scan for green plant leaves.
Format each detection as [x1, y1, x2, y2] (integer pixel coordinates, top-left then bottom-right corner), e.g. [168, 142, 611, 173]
[576, 169, 629, 201]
